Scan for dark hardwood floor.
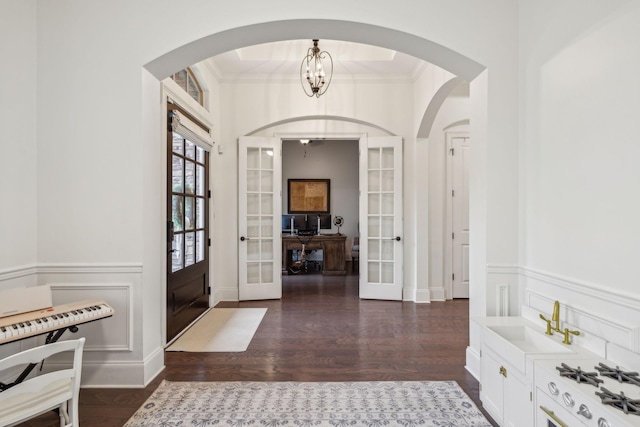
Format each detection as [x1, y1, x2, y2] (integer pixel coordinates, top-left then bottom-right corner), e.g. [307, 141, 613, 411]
[19, 269, 497, 426]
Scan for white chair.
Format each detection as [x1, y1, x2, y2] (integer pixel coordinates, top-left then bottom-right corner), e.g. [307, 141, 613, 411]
[0, 337, 85, 427]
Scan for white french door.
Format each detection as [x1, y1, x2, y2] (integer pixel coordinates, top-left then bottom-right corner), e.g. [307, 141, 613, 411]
[238, 137, 282, 300]
[358, 136, 403, 300]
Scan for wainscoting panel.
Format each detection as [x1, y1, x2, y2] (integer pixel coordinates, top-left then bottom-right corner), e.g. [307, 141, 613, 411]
[522, 266, 640, 355]
[47, 283, 132, 351]
[0, 264, 38, 290]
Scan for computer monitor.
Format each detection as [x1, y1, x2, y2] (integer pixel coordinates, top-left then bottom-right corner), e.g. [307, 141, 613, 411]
[281, 215, 307, 233]
[316, 214, 332, 230]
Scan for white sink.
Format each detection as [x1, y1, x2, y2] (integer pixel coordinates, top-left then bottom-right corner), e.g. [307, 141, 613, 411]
[483, 324, 573, 373]
[487, 325, 573, 354]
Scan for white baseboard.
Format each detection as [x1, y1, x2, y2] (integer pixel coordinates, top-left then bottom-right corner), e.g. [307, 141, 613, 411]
[465, 345, 481, 381]
[414, 289, 431, 303]
[78, 345, 165, 388]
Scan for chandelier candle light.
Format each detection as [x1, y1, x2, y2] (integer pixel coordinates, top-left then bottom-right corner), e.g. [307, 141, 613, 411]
[300, 39, 333, 98]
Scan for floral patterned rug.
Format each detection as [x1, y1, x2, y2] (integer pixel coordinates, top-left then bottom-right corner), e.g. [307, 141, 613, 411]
[124, 380, 492, 426]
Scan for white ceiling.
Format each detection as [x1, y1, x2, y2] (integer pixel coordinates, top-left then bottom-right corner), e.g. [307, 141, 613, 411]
[205, 39, 428, 80]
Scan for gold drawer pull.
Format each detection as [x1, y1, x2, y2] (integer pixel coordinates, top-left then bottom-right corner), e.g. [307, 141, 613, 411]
[540, 405, 567, 427]
[499, 365, 507, 377]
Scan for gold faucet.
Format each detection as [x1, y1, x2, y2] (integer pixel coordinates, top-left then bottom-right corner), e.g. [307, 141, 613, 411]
[562, 328, 580, 344]
[539, 300, 561, 335]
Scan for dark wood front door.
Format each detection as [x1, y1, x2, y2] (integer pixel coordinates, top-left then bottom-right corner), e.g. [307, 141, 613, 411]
[166, 108, 210, 341]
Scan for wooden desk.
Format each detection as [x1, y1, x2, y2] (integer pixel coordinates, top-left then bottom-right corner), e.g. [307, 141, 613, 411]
[282, 234, 347, 275]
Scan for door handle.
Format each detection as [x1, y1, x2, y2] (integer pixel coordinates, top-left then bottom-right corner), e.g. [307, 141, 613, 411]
[386, 236, 402, 241]
[240, 236, 250, 241]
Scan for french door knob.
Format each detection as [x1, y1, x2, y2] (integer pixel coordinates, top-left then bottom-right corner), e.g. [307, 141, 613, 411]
[395, 236, 401, 241]
[240, 236, 249, 241]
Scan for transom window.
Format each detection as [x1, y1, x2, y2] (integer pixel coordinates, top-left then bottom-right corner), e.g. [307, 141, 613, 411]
[171, 68, 203, 105]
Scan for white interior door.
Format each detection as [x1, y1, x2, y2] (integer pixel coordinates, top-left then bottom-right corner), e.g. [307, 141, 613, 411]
[238, 137, 282, 300]
[359, 136, 403, 300]
[450, 135, 470, 298]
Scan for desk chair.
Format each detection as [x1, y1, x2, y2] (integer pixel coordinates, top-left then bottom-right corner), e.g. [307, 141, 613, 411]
[351, 236, 360, 272]
[0, 337, 85, 427]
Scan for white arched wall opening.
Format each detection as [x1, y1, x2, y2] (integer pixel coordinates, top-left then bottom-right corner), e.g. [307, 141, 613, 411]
[144, 20, 484, 81]
[141, 18, 496, 383]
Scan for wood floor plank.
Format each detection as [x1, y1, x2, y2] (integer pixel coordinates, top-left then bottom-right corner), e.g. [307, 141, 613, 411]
[16, 271, 497, 426]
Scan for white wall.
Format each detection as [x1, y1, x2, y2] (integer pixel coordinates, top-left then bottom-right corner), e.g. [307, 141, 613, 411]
[519, 2, 640, 297]
[282, 140, 359, 242]
[0, 0, 37, 278]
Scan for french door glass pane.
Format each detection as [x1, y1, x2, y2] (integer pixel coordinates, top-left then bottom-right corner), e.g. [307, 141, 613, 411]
[381, 262, 394, 283]
[261, 194, 273, 214]
[381, 217, 394, 237]
[261, 262, 273, 283]
[247, 263, 260, 283]
[381, 171, 394, 191]
[368, 262, 380, 283]
[196, 146, 205, 163]
[172, 136, 184, 155]
[172, 156, 184, 193]
[261, 216, 273, 237]
[247, 216, 260, 238]
[196, 165, 205, 196]
[261, 148, 273, 169]
[185, 232, 195, 267]
[261, 239, 273, 260]
[368, 194, 380, 215]
[185, 140, 196, 159]
[185, 197, 195, 230]
[196, 198, 204, 229]
[368, 148, 380, 168]
[381, 147, 394, 168]
[185, 161, 195, 194]
[381, 194, 394, 215]
[196, 230, 204, 263]
[261, 171, 273, 192]
[381, 240, 394, 261]
[247, 170, 259, 192]
[368, 216, 380, 237]
[172, 196, 184, 231]
[171, 234, 184, 272]
[247, 194, 259, 215]
[368, 239, 380, 260]
[247, 147, 260, 169]
[247, 240, 260, 261]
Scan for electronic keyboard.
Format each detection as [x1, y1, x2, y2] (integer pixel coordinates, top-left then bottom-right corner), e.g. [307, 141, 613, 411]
[0, 299, 114, 345]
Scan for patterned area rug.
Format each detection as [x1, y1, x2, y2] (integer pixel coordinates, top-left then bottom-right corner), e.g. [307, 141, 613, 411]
[124, 380, 492, 426]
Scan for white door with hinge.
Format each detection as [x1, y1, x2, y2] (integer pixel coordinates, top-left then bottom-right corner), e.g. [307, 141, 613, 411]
[359, 136, 403, 300]
[238, 137, 282, 300]
[448, 135, 470, 298]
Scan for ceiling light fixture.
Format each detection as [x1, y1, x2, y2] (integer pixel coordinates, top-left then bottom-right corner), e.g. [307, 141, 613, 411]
[300, 39, 333, 98]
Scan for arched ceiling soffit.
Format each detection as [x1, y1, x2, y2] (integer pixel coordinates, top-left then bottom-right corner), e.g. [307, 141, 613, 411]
[144, 19, 485, 82]
[246, 115, 395, 137]
[417, 77, 466, 139]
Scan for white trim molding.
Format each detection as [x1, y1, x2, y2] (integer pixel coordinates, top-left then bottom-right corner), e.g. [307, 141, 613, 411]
[521, 266, 640, 354]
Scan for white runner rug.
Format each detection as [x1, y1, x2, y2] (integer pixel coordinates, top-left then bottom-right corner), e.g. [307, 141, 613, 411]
[124, 380, 492, 426]
[166, 308, 267, 352]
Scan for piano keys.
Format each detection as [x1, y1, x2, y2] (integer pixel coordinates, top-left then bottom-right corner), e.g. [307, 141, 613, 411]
[0, 299, 114, 345]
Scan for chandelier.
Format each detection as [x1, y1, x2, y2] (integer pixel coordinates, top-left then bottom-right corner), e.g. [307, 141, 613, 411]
[300, 39, 333, 98]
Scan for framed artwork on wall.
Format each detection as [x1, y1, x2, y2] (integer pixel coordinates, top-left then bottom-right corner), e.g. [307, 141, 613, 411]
[288, 179, 330, 214]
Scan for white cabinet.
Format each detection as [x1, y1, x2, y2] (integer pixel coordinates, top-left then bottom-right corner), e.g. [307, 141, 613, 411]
[480, 346, 533, 427]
